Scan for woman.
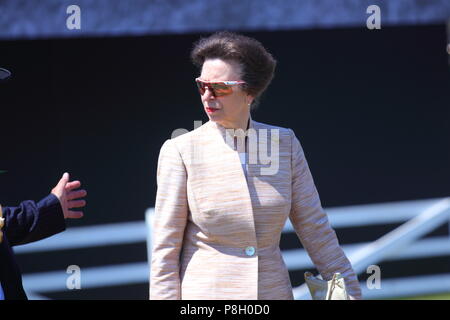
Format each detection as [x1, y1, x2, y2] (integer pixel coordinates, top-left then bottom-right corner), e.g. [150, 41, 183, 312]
[150, 31, 362, 300]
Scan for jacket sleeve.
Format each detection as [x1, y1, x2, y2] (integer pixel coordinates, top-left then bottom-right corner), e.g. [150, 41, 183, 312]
[149, 139, 188, 300]
[2, 193, 66, 246]
[288, 130, 362, 299]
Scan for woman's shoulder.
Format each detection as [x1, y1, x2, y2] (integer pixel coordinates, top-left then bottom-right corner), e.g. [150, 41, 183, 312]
[158, 121, 210, 155]
[169, 121, 209, 144]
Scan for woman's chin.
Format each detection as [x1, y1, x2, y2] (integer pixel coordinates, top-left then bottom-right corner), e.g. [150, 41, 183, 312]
[206, 112, 221, 120]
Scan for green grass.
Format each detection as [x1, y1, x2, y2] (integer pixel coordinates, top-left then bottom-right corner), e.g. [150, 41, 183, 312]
[386, 292, 450, 300]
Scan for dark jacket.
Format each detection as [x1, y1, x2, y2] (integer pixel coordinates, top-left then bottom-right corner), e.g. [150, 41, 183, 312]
[0, 194, 65, 299]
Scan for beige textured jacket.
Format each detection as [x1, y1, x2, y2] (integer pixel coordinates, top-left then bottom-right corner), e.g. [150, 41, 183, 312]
[150, 119, 362, 300]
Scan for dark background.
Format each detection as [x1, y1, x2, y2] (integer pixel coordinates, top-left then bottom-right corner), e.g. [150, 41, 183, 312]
[1, 24, 449, 224]
[1, 24, 449, 298]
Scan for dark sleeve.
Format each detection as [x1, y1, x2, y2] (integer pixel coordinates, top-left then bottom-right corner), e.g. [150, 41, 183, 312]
[2, 193, 66, 246]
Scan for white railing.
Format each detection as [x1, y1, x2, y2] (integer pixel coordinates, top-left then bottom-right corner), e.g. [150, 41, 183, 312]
[16, 197, 450, 299]
[293, 197, 450, 299]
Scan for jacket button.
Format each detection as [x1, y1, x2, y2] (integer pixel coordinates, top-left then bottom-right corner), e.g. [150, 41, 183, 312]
[245, 246, 256, 256]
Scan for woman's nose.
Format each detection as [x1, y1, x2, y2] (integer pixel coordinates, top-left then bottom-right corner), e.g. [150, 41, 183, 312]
[203, 87, 215, 100]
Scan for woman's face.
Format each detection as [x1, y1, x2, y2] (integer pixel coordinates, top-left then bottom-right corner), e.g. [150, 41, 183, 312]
[198, 58, 253, 129]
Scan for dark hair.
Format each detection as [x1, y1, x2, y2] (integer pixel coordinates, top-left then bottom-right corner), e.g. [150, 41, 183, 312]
[191, 31, 277, 109]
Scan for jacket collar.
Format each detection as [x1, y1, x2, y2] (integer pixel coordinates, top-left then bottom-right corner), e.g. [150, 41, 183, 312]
[206, 115, 256, 140]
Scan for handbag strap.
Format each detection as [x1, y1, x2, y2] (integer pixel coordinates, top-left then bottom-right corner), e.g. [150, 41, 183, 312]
[326, 273, 341, 300]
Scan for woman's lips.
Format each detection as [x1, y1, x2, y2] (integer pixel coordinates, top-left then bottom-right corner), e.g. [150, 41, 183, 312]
[205, 107, 219, 113]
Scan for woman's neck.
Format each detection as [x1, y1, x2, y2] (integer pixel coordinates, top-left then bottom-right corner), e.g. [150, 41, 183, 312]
[218, 115, 250, 131]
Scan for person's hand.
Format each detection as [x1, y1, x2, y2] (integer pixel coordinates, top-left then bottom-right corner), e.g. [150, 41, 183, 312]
[51, 172, 87, 219]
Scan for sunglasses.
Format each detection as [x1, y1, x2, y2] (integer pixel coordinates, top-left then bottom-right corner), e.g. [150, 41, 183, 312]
[195, 78, 246, 97]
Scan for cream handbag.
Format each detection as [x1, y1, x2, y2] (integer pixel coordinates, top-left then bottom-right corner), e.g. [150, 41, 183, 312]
[304, 272, 350, 300]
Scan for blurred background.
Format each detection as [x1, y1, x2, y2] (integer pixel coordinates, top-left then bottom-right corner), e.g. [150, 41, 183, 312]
[0, 0, 450, 299]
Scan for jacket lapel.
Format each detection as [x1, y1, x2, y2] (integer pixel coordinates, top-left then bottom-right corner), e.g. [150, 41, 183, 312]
[197, 121, 257, 242]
